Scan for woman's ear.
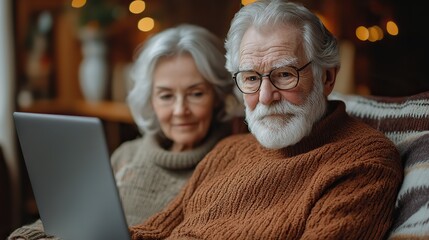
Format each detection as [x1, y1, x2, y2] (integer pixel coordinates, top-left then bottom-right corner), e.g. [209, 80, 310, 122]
[323, 67, 337, 96]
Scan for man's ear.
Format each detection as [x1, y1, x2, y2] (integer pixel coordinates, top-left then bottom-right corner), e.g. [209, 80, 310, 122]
[323, 67, 337, 96]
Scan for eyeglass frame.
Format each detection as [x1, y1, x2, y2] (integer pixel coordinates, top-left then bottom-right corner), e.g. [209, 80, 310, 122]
[233, 61, 312, 94]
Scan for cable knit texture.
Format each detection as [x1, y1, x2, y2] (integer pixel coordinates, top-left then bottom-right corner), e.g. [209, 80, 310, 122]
[7, 123, 231, 240]
[130, 101, 403, 240]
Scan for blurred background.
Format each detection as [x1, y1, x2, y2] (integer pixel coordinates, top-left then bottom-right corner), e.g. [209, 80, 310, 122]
[1, 0, 428, 238]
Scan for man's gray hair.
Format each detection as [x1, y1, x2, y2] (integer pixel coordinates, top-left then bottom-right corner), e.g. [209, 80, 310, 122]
[128, 24, 238, 134]
[225, 0, 340, 81]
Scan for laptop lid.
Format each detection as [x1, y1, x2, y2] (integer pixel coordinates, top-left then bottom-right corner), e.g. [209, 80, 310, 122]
[13, 112, 130, 240]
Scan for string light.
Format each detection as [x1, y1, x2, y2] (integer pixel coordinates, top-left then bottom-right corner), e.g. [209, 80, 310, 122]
[241, 0, 256, 6]
[355, 20, 398, 42]
[138, 17, 154, 32]
[129, 0, 146, 14]
[71, 0, 86, 8]
[386, 21, 399, 36]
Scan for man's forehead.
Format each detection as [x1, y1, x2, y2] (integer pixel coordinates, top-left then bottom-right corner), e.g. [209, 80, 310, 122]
[238, 26, 303, 70]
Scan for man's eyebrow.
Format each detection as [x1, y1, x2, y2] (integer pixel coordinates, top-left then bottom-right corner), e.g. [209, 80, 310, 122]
[239, 58, 299, 72]
[238, 63, 254, 71]
[272, 58, 298, 69]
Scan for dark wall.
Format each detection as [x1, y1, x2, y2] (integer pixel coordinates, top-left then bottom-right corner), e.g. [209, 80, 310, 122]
[368, 1, 429, 96]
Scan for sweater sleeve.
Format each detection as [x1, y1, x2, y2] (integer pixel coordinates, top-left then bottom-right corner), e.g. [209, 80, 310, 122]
[301, 144, 403, 240]
[7, 219, 60, 240]
[129, 186, 187, 239]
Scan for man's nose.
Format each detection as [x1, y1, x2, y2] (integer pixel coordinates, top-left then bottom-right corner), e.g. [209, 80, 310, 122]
[258, 77, 281, 105]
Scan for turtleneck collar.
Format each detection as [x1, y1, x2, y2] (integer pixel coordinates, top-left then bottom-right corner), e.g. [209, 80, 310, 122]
[141, 122, 231, 170]
[276, 100, 348, 157]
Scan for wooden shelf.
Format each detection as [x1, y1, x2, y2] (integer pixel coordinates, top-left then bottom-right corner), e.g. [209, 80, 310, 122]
[73, 100, 134, 124]
[19, 99, 134, 124]
[18, 99, 71, 114]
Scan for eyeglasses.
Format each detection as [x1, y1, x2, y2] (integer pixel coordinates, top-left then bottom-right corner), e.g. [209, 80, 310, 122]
[233, 61, 312, 94]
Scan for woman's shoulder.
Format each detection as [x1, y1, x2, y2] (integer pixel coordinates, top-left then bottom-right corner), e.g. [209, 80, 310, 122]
[111, 137, 145, 168]
[114, 137, 145, 154]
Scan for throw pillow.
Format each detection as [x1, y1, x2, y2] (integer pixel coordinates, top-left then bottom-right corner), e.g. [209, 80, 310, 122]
[329, 91, 429, 145]
[387, 131, 429, 239]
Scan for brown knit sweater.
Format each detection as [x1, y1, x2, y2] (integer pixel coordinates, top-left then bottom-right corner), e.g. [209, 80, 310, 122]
[130, 101, 403, 240]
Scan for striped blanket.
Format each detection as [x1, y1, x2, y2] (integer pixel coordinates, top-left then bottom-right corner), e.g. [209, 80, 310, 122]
[329, 91, 429, 239]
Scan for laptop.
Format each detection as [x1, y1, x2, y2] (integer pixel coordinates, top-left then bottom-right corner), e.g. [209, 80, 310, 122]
[13, 112, 131, 240]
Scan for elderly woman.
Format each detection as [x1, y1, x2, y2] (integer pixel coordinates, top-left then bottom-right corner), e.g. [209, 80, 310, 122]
[8, 24, 240, 240]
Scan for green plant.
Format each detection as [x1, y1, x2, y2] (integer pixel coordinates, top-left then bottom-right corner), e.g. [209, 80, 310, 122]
[78, 0, 122, 29]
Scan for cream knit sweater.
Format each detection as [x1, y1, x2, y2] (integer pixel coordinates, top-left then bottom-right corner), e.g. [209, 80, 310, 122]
[130, 101, 403, 240]
[111, 124, 231, 226]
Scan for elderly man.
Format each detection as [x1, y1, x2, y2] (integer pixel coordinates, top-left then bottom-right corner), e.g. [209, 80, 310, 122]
[130, 0, 403, 239]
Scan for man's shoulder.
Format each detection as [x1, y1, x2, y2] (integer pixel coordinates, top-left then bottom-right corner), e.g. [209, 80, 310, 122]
[345, 118, 397, 148]
[350, 117, 395, 142]
[114, 137, 145, 153]
[341, 119, 401, 163]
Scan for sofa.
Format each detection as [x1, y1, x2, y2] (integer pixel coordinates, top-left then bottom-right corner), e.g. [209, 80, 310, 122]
[329, 91, 429, 239]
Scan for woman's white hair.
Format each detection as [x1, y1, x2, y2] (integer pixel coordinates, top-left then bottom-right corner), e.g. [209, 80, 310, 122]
[225, 0, 340, 86]
[128, 24, 239, 134]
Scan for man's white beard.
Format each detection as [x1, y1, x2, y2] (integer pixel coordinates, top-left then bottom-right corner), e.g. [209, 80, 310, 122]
[245, 80, 327, 149]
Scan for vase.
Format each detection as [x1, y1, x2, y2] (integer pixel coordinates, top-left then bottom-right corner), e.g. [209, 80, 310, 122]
[78, 27, 108, 102]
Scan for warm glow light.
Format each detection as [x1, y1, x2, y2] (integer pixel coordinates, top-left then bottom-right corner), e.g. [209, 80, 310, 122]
[138, 17, 155, 32]
[129, 0, 146, 14]
[374, 25, 384, 40]
[71, 0, 86, 8]
[386, 21, 399, 36]
[368, 26, 381, 42]
[355, 26, 369, 41]
[315, 13, 335, 35]
[242, 0, 257, 6]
